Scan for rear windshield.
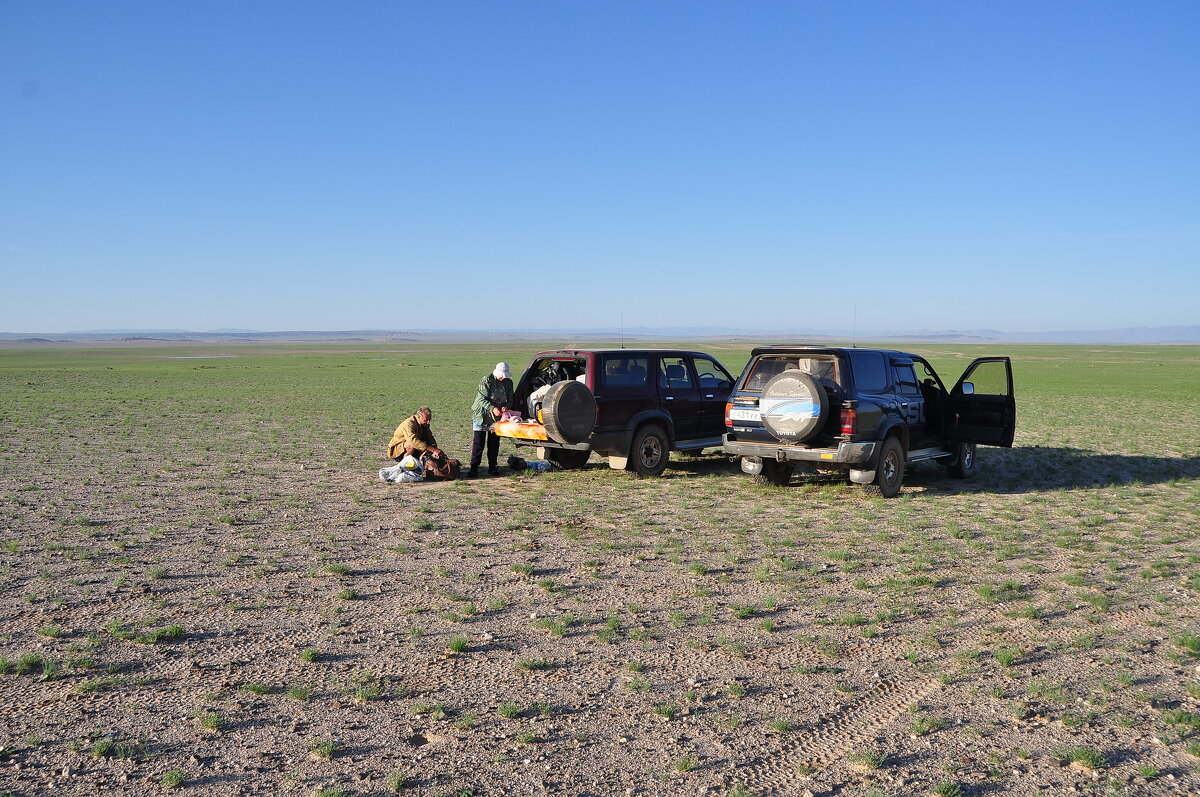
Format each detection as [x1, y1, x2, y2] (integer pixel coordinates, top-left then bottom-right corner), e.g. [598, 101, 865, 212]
[741, 354, 841, 392]
[528, 357, 586, 391]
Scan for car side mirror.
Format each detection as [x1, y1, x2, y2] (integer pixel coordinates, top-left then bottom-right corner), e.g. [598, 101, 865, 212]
[961, 382, 974, 395]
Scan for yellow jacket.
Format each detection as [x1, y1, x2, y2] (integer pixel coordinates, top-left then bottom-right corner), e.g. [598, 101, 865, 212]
[387, 414, 438, 459]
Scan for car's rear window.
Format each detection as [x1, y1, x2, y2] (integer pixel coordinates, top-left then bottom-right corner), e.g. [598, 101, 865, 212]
[742, 355, 840, 392]
[847, 350, 888, 392]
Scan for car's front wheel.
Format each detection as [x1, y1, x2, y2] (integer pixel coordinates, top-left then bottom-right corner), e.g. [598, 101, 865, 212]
[945, 442, 977, 479]
[628, 424, 669, 477]
[863, 437, 904, 498]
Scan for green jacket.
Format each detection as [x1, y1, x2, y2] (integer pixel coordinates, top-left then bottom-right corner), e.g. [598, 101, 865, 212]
[471, 373, 514, 428]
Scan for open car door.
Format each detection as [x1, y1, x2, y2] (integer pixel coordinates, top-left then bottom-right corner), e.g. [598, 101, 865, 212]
[946, 357, 1015, 447]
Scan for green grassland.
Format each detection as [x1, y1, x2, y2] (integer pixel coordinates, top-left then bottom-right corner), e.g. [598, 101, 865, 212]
[0, 341, 1198, 796]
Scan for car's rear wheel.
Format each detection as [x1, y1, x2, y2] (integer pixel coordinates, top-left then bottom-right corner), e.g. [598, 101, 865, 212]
[863, 437, 904, 498]
[754, 459, 793, 486]
[628, 424, 669, 477]
[547, 449, 590, 469]
[945, 442, 976, 479]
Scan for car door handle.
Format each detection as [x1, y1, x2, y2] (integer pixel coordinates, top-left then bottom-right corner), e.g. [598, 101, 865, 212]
[901, 402, 909, 408]
[705, 394, 714, 399]
[664, 396, 674, 400]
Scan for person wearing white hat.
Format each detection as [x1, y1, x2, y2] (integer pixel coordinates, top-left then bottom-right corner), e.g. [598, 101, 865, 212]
[468, 362, 515, 477]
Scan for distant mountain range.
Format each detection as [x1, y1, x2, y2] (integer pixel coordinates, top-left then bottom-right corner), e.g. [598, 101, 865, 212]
[2, 325, 1197, 345]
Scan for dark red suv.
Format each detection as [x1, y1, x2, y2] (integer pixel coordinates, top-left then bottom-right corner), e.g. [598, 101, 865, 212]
[493, 349, 735, 476]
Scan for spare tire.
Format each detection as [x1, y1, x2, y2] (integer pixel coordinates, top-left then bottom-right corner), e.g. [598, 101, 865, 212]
[540, 380, 597, 445]
[759, 370, 829, 443]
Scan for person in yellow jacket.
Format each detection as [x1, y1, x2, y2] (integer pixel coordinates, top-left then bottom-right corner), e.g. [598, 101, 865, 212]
[387, 407, 445, 461]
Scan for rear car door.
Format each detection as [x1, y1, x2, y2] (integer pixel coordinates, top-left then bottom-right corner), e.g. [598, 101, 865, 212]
[690, 354, 735, 438]
[946, 357, 1016, 447]
[891, 358, 927, 444]
[657, 354, 702, 439]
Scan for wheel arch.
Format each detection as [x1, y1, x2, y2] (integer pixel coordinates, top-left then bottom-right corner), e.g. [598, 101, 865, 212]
[622, 410, 675, 449]
[876, 420, 909, 454]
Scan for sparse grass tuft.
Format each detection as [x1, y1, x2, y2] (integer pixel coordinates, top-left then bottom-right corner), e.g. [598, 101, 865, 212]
[847, 746, 888, 769]
[308, 739, 339, 760]
[1057, 746, 1107, 769]
[1175, 633, 1200, 656]
[160, 769, 188, 789]
[196, 711, 228, 732]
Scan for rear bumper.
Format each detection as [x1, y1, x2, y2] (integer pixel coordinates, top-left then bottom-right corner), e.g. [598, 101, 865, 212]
[499, 429, 625, 454]
[722, 436, 877, 467]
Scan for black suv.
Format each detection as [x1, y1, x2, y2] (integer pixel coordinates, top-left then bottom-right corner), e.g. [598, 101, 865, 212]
[494, 349, 736, 476]
[722, 346, 1015, 497]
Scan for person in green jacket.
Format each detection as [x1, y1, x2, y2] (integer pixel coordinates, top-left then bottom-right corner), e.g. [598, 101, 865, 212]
[469, 362, 515, 477]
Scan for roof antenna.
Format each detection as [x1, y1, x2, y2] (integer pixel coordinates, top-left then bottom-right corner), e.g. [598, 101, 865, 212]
[620, 308, 624, 349]
[852, 306, 857, 348]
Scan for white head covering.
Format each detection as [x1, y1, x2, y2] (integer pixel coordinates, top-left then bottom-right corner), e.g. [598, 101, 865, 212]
[493, 362, 511, 380]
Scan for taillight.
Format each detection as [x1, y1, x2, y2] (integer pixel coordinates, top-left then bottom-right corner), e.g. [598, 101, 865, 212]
[725, 402, 733, 427]
[840, 407, 857, 435]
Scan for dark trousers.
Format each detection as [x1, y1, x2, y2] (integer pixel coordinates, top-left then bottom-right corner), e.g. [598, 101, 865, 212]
[470, 429, 500, 472]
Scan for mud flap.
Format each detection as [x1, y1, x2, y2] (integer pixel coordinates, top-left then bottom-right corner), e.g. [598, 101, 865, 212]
[607, 456, 628, 470]
[849, 469, 875, 484]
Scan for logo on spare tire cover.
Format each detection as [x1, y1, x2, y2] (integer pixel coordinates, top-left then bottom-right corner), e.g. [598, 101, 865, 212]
[759, 370, 828, 441]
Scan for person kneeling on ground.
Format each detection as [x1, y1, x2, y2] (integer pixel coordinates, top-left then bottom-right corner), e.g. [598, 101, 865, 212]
[469, 362, 514, 477]
[387, 407, 446, 463]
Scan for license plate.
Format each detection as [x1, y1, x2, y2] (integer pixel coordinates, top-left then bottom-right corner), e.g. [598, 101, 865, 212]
[729, 407, 761, 422]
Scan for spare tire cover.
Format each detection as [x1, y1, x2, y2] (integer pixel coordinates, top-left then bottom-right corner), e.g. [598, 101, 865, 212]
[759, 370, 829, 442]
[540, 380, 597, 445]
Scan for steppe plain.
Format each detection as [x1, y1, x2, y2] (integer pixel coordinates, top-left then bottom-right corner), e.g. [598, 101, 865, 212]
[1, 341, 1198, 797]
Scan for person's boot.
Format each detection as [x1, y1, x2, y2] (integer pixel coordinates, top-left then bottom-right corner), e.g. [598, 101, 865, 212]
[467, 467, 478, 478]
[487, 461, 499, 476]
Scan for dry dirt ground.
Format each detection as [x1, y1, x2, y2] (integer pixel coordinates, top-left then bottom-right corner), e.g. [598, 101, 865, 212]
[3, 441, 1200, 797]
[3, 343, 1200, 797]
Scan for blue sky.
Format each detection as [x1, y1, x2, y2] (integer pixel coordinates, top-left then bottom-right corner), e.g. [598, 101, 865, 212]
[2, 1, 1197, 333]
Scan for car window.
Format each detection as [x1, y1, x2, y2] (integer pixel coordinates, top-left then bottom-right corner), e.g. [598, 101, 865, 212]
[894, 364, 922, 395]
[915, 360, 942, 391]
[601, 355, 648, 388]
[958, 360, 1010, 396]
[848, 350, 888, 392]
[742, 355, 840, 392]
[692, 355, 733, 390]
[658, 356, 693, 389]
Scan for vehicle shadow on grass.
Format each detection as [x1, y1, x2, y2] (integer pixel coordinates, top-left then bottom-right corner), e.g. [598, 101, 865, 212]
[919, 446, 1200, 495]
[660, 453, 739, 479]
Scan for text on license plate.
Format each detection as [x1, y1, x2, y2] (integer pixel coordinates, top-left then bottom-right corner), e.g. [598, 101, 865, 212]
[729, 407, 761, 422]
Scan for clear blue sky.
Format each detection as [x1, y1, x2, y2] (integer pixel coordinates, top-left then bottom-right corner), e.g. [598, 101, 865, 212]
[3, 1, 1197, 333]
